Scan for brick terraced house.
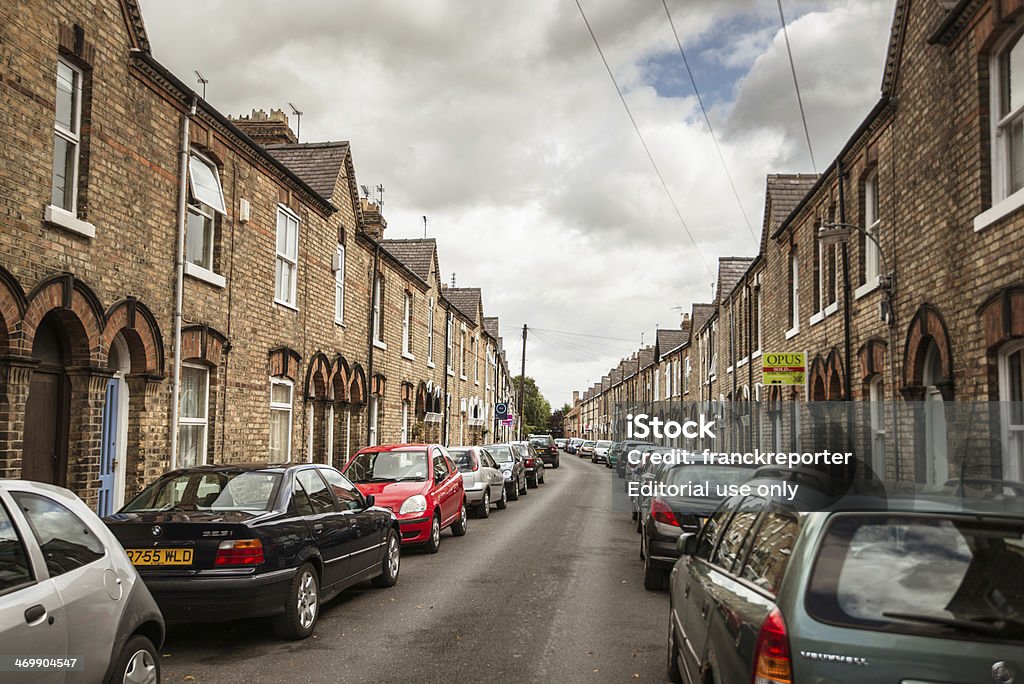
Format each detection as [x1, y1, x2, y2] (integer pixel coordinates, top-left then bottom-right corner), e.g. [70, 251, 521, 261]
[570, 0, 1024, 485]
[0, 0, 515, 511]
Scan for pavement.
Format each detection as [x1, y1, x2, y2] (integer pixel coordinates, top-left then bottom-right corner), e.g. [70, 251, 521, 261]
[160, 454, 670, 683]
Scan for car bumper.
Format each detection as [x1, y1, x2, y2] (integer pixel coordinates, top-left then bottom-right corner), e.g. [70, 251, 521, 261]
[397, 515, 434, 543]
[142, 567, 298, 622]
[463, 482, 487, 504]
[593, 453, 608, 462]
[539, 455, 558, 465]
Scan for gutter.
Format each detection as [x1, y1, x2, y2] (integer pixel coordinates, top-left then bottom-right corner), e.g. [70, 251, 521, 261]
[366, 240, 381, 446]
[169, 95, 197, 469]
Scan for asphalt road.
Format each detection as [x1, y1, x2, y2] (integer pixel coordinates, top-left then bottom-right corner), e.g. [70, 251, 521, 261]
[161, 454, 670, 683]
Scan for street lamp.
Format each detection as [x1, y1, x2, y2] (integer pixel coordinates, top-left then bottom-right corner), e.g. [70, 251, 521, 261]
[818, 221, 895, 324]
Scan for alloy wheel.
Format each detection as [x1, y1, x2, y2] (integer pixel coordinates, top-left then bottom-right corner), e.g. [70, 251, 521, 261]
[432, 516, 441, 547]
[123, 649, 157, 684]
[387, 533, 400, 578]
[297, 568, 318, 629]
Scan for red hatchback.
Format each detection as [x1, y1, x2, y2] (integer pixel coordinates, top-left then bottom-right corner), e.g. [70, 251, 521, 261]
[344, 444, 467, 553]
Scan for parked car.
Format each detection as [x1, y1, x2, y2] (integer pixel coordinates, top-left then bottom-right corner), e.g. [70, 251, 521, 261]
[613, 440, 657, 477]
[484, 443, 529, 500]
[554, 438, 568, 450]
[528, 433, 560, 468]
[592, 439, 614, 464]
[2, 479, 165, 684]
[566, 438, 584, 455]
[638, 461, 754, 590]
[512, 441, 546, 488]
[448, 446, 507, 517]
[107, 463, 399, 640]
[345, 444, 467, 554]
[667, 471, 1024, 684]
[578, 440, 597, 459]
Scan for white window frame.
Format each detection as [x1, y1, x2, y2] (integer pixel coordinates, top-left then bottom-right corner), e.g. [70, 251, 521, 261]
[185, 152, 226, 278]
[269, 377, 294, 462]
[999, 339, 1024, 480]
[473, 335, 479, 384]
[178, 363, 209, 468]
[787, 250, 800, 338]
[275, 206, 299, 308]
[401, 400, 410, 443]
[372, 274, 385, 348]
[427, 297, 435, 366]
[334, 244, 346, 324]
[446, 312, 454, 375]
[368, 395, 379, 447]
[460, 327, 467, 380]
[402, 291, 414, 359]
[51, 57, 82, 214]
[863, 171, 881, 286]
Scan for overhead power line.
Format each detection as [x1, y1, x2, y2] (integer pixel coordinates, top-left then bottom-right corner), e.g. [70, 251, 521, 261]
[776, 0, 817, 173]
[661, 0, 756, 242]
[574, 0, 715, 278]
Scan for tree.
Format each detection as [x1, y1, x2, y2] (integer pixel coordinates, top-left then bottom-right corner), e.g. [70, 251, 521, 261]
[512, 375, 552, 435]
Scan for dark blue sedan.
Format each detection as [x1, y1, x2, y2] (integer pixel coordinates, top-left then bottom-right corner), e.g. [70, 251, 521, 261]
[105, 463, 400, 639]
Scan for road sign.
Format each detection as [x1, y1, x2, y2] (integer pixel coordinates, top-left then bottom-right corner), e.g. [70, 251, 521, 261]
[762, 352, 806, 385]
[495, 402, 509, 420]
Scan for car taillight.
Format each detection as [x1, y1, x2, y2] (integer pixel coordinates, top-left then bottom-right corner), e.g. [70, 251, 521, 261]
[214, 539, 265, 566]
[650, 498, 679, 527]
[525, 458, 534, 467]
[752, 608, 792, 684]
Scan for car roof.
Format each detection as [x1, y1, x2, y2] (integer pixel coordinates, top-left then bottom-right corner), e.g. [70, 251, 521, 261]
[154, 462, 310, 477]
[355, 443, 437, 453]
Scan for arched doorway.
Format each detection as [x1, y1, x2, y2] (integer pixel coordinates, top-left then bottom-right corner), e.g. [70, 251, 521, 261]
[99, 333, 130, 515]
[923, 340, 949, 485]
[23, 313, 70, 485]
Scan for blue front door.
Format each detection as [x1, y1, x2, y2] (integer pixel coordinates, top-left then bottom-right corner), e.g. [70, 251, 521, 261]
[98, 377, 118, 517]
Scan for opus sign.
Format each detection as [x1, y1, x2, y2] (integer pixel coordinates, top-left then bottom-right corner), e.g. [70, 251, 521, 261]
[762, 352, 806, 386]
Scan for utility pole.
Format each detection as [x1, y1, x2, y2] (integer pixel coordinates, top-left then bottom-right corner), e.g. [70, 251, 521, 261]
[519, 324, 527, 440]
[288, 102, 303, 142]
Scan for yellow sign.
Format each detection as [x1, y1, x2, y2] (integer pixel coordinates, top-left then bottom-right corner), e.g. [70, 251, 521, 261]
[762, 352, 806, 385]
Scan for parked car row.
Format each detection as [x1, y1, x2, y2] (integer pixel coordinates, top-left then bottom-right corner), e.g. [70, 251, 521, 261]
[583, 436, 1024, 683]
[1, 438, 557, 682]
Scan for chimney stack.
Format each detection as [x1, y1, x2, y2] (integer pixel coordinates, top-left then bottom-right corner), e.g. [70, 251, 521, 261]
[229, 108, 297, 146]
[360, 198, 387, 239]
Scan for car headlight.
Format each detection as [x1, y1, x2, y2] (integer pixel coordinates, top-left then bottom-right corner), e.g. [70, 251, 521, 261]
[502, 470, 512, 479]
[399, 495, 427, 515]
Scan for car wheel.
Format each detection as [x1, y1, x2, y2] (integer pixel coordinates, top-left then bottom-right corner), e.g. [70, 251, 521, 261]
[507, 482, 519, 501]
[520, 476, 528, 495]
[553, 460, 559, 469]
[631, 507, 638, 521]
[372, 528, 401, 588]
[451, 502, 468, 536]
[107, 634, 159, 684]
[636, 513, 643, 533]
[496, 484, 508, 509]
[539, 470, 545, 484]
[424, 513, 442, 553]
[605, 462, 611, 469]
[667, 618, 683, 683]
[477, 489, 490, 518]
[273, 562, 319, 639]
[527, 474, 537, 489]
[643, 548, 665, 591]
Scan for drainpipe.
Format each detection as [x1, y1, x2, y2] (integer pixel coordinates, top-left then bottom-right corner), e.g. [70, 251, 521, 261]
[442, 303, 451, 445]
[838, 160, 855, 480]
[366, 241, 381, 446]
[169, 95, 197, 470]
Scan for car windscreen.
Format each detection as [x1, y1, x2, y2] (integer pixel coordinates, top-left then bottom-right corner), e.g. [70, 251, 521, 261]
[806, 514, 1024, 641]
[596, 441, 613, 448]
[447, 449, 476, 473]
[529, 436, 552, 445]
[485, 445, 514, 463]
[661, 465, 753, 497]
[346, 450, 429, 483]
[123, 470, 282, 512]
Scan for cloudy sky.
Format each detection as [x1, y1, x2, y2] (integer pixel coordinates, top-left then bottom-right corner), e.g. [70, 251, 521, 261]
[139, 0, 896, 408]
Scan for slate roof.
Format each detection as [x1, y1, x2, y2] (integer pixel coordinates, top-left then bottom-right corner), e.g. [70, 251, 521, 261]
[691, 303, 715, 334]
[381, 238, 437, 282]
[444, 287, 482, 321]
[483, 317, 500, 339]
[265, 142, 350, 199]
[716, 257, 754, 303]
[638, 346, 655, 370]
[766, 175, 819, 229]
[656, 328, 689, 357]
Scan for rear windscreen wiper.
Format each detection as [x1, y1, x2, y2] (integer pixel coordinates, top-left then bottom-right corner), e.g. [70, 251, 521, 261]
[883, 611, 1024, 637]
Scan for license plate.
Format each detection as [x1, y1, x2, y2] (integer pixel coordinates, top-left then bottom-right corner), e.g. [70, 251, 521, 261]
[127, 548, 193, 566]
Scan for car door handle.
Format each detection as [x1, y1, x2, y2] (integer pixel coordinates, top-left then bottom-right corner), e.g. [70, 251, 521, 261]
[24, 604, 46, 624]
[313, 523, 324, 535]
[700, 601, 709, 619]
[683, 585, 690, 599]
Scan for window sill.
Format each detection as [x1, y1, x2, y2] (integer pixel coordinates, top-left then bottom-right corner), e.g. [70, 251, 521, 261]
[737, 357, 749, 368]
[785, 326, 800, 340]
[726, 365, 734, 374]
[752, 350, 762, 360]
[975, 188, 1024, 232]
[460, 375, 467, 381]
[854, 278, 880, 300]
[447, 368, 455, 377]
[274, 298, 298, 312]
[809, 311, 825, 326]
[427, 361, 435, 369]
[335, 319, 346, 328]
[184, 262, 226, 289]
[401, 351, 415, 361]
[373, 340, 387, 351]
[45, 204, 95, 238]
[825, 302, 839, 316]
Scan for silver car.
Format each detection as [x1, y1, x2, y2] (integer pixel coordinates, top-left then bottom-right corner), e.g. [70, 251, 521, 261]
[0, 479, 165, 683]
[592, 440, 613, 464]
[447, 446, 507, 518]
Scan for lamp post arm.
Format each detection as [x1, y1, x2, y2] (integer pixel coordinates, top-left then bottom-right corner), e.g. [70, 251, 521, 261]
[824, 222, 892, 290]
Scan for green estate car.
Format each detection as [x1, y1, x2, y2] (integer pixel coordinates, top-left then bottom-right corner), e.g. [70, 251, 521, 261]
[668, 469, 1024, 684]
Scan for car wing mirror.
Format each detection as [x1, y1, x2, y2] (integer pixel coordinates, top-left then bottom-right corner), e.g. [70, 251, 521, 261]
[364, 494, 375, 508]
[676, 532, 698, 556]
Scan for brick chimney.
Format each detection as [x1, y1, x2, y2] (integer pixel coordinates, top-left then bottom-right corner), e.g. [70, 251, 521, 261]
[360, 198, 387, 239]
[572, 391, 580, 404]
[229, 108, 297, 146]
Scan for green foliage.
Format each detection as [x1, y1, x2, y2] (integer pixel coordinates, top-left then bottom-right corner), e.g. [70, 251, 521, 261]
[512, 375, 552, 435]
